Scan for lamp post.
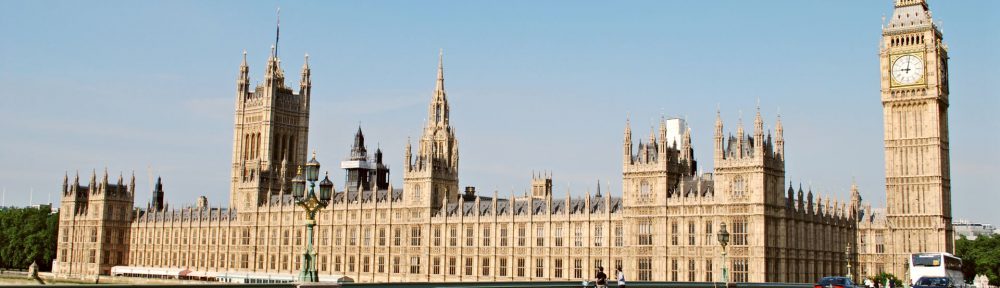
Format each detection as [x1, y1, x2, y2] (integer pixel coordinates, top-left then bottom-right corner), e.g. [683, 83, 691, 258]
[718, 222, 730, 286]
[292, 152, 333, 283]
[903, 258, 910, 288]
[846, 243, 853, 281]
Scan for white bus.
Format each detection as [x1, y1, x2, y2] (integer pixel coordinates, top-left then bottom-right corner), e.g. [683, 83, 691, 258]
[909, 252, 965, 286]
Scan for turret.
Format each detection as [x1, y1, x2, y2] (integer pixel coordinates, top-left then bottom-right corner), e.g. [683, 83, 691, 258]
[624, 117, 633, 164]
[714, 109, 723, 161]
[116, 173, 124, 195]
[70, 171, 79, 196]
[680, 127, 692, 159]
[374, 147, 389, 191]
[403, 51, 460, 209]
[753, 105, 764, 155]
[786, 182, 795, 209]
[428, 50, 450, 126]
[62, 172, 68, 195]
[351, 127, 368, 161]
[647, 126, 656, 151]
[150, 177, 165, 212]
[595, 179, 602, 198]
[658, 117, 668, 148]
[264, 45, 285, 87]
[236, 50, 250, 106]
[100, 168, 109, 193]
[775, 114, 784, 161]
[849, 179, 861, 218]
[531, 172, 553, 199]
[736, 114, 745, 158]
[404, 138, 412, 170]
[807, 188, 815, 214]
[128, 172, 135, 196]
[88, 169, 97, 196]
[299, 53, 311, 109]
[797, 184, 804, 210]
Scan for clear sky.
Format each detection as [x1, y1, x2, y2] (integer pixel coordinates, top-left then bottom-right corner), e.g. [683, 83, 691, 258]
[0, 1, 997, 223]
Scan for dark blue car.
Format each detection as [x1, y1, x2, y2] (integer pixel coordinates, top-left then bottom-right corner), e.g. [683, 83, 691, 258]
[913, 277, 954, 288]
[815, 276, 857, 288]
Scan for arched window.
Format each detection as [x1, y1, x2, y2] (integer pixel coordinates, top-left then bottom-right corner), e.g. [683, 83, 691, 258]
[639, 180, 651, 198]
[732, 176, 746, 197]
[436, 105, 442, 123]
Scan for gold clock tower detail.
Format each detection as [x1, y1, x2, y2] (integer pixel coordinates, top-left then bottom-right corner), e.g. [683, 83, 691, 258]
[880, 0, 953, 273]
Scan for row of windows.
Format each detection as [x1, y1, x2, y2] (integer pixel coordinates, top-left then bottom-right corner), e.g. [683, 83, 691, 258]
[128, 218, 750, 249]
[327, 255, 624, 279]
[318, 224, 627, 248]
[640, 218, 747, 247]
[59, 248, 126, 266]
[890, 34, 926, 47]
[61, 227, 127, 244]
[134, 223, 626, 249]
[119, 249, 758, 283]
[131, 228, 252, 246]
[128, 251, 254, 270]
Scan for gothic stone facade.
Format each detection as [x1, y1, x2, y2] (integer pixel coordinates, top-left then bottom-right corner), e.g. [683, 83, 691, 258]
[54, 0, 953, 283]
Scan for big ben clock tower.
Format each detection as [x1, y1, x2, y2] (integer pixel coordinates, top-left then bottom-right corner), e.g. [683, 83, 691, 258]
[880, 0, 953, 274]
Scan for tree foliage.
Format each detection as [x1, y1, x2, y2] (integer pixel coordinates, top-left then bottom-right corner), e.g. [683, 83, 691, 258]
[872, 272, 903, 287]
[955, 234, 1000, 285]
[0, 206, 58, 271]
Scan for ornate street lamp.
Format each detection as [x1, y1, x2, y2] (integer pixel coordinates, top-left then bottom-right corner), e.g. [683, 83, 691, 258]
[846, 243, 853, 281]
[718, 222, 730, 286]
[292, 152, 332, 283]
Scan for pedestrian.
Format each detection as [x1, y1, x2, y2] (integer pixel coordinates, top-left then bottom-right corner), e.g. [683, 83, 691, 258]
[616, 265, 625, 288]
[593, 266, 608, 288]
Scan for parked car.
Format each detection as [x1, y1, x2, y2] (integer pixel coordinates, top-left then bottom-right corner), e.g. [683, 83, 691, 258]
[913, 276, 955, 288]
[815, 276, 857, 288]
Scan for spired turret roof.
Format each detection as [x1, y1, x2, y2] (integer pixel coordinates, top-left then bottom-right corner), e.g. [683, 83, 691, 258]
[349, 127, 368, 161]
[886, 0, 934, 33]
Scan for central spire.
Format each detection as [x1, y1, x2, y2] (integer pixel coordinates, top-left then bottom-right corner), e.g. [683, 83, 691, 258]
[435, 49, 444, 95]
[428, 49, 449, 127]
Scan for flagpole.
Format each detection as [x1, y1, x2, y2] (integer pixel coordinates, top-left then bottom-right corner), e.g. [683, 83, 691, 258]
[275, 7, 280, 58]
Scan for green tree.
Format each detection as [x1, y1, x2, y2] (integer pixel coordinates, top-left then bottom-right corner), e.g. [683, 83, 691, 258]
[955, 234, 1000, 286]
[873, 272, 903, 287]
[0, 206, 59, 271]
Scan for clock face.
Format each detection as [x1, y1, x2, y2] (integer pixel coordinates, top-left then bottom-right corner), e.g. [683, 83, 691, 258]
[891, 54, 924, 85]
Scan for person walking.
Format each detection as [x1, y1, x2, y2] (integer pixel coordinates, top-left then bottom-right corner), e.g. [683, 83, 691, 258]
[593, 266, 608, 288]
[616, 266, 626, 288]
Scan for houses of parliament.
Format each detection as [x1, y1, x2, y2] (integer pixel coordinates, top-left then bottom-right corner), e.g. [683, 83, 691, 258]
[54, 0, 954, 283]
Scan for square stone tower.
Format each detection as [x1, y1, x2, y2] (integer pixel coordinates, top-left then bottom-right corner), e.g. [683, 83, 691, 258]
[229, 48, 312, 210]
[879, 0, 953, 276]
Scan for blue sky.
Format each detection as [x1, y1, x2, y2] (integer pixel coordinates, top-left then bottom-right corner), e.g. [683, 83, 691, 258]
[1, 1, 997, 224]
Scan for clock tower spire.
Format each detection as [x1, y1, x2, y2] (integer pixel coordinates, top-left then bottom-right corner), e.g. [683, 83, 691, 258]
[880, 0, 952, 277]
